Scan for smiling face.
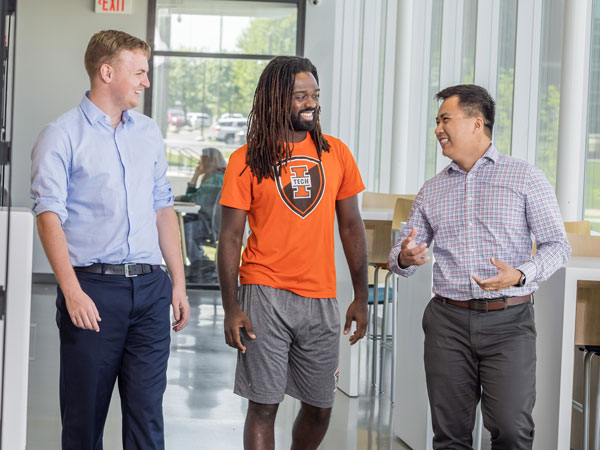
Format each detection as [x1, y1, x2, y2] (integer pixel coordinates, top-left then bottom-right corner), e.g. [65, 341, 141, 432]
[107, 49, 150, 112]
[435, 95, 488, 171]
[290, 71, 320, 140]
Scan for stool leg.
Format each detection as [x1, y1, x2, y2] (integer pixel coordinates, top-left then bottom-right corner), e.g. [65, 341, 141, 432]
[379, 271, 392, 394]
[584, 350, 594, 450]
[390, 273, 398, 404]
[371, 266, 381, 388]
[594, 352, 600, 450]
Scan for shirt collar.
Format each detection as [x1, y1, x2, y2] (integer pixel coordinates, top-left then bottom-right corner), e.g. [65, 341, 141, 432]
[446, 143, 498, 175]
[79, 91, 135, 126]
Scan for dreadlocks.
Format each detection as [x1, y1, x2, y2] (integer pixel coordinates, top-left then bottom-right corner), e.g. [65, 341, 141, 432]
[245, 56, 331, 183]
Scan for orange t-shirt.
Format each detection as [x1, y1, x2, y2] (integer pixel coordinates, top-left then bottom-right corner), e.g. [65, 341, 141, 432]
[220, 133, 365, 298]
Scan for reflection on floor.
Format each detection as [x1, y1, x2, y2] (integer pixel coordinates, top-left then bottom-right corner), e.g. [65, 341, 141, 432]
[27, 284, 409, 449]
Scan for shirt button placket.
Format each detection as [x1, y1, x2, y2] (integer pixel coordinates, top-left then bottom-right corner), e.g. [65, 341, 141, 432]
[465, 173, 476, 295]
[115, 131, 133, 259]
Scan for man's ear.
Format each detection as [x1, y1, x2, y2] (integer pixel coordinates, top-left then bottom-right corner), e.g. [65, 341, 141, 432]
[473, 116, 485, 134]
[98, 63, 113, 84]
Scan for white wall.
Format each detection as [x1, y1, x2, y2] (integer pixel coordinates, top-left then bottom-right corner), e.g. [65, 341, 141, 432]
[304, 0, 337, 134]
[13, 0, 148, 272]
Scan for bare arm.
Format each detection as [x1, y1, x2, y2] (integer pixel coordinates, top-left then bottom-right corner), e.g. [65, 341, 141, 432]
[36, 211, 101, 331]
[336, 195, 368, 345]
[217, 206, 255, 353]
[156, 206, 190, 331]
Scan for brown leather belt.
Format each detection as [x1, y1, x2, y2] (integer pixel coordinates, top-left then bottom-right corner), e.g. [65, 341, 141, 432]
[434, 294, 532, 312]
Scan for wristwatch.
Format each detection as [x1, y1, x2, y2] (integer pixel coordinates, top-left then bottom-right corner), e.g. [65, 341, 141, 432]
[515, 270, 526, 287]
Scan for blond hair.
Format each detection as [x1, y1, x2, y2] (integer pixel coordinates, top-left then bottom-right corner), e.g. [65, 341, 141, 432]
[84, 30, 150, 81]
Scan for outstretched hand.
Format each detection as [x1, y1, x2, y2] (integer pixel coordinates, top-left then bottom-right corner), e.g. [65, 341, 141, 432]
[398, 226, 429, 269]
[472, 257, 522, 291]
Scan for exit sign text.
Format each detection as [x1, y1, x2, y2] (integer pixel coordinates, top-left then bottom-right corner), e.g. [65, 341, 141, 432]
[95, 0, 132, 14]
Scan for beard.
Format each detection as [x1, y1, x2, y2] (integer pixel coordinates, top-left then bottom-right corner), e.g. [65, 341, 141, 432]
[291, 108, 318, 132]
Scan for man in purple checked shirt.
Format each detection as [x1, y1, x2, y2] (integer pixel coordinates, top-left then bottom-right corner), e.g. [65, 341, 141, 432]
[389, 84, 571, 450]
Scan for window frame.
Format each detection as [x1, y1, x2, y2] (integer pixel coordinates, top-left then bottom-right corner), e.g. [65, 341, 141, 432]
[144, 0, 306, 116]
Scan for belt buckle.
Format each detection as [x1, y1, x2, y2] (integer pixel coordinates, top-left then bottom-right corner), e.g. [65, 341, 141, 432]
[124, 263, 138, 278]
[470, 300, 488, 312]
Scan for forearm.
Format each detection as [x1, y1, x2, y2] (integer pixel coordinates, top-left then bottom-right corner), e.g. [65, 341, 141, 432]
[36, 212, 81, 296]
[185, 182, 198, 195]
[523, 166, 572, 283]
[522, 238, 571, 283]
[217, 237, 243, 312]
[339, 222, 368, 302]
[156, 207, 185, 291]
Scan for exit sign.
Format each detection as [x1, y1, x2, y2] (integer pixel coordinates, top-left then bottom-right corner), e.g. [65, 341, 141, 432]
[95, 0, 132, 14]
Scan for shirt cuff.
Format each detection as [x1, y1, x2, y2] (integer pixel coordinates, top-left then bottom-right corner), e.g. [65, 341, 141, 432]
[32, 200, 67, 224]
[517, 261, 537, 285]
[388, 245, 418, 277]
[153, 194, 174, 210]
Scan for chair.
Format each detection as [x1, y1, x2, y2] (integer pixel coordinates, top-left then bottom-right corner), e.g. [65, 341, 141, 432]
[378, 197, 414, 400]
[565, 220, 592, 235]
[185, 190, 223, 286]
[575, 279, 600, 450]
[363, 193, 415, 398]
[567, 225, 600, 450]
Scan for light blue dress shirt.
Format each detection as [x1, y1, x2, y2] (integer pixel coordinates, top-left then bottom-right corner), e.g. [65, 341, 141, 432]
[30, 93, 174, 266]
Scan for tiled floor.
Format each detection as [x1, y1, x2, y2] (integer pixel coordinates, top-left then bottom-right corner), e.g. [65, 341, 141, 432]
[26, 284, 409, 449]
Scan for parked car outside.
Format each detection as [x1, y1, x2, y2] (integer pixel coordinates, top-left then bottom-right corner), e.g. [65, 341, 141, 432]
[211, 118, 248, 144]
[168, 109, 185, 128]
[187, 112, 211, 128]
[219, 112, 245, 121]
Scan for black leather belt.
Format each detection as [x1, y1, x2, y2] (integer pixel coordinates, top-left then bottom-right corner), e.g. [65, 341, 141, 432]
[74, 263, 161, 277]
[434, 294, 532, 312]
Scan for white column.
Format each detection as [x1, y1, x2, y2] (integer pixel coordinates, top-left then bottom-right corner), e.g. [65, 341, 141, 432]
[389, 0, 414, 194]
[510, 0, 543, 164]
[555, 0, 593, 220]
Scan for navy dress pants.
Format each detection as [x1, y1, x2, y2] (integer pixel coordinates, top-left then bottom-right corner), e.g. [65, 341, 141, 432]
[56, 269, 172, 450]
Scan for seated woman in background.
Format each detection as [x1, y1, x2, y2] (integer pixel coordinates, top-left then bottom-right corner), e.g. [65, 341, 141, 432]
[175, 147, 226, 283]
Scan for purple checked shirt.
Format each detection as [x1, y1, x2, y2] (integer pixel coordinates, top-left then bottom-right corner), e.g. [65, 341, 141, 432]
[389, 145, 571, 301]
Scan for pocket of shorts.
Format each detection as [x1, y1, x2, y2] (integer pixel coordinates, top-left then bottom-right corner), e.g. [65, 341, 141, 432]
[237, 285, 247, 311]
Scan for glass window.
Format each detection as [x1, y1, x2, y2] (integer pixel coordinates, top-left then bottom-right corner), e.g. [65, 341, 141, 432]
[584, 0, 600, 233]
[150, 0, 303, 285]
[424, 0, 444, 181]
[461, 0, 477, 84]
[494, 0, 517, 155]
[155, 1, 298, 55]
[535, 0, 565, 188]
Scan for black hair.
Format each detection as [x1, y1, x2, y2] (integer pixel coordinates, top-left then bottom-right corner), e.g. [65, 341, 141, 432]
[245, 56, 330, 182]
[435, 84, 495, 137]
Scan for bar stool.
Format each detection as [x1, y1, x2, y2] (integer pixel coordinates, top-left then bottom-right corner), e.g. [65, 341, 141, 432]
[578, 345, 600, 450]
[364, 196, 415, 400]
[367, 263, 393, 391]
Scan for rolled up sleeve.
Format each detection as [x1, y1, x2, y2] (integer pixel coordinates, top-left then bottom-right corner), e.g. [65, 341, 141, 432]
[30, 124, 70, 223]
[523, 165, 571, 282]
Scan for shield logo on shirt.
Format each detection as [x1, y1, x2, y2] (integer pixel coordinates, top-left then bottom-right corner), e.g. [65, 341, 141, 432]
[275, 156, 325, 218]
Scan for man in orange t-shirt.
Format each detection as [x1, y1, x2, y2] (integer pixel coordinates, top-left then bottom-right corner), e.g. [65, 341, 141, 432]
[218, 56, 368, 450]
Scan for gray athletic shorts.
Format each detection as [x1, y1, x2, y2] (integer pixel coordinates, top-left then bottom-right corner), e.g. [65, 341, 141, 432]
[234, 284, 341, 408]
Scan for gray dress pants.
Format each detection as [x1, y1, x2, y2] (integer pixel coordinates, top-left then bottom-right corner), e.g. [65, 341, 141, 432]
[423, 297, 536, 450]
